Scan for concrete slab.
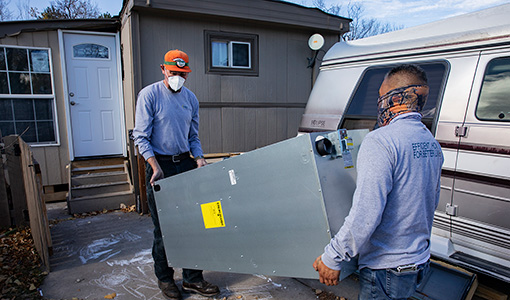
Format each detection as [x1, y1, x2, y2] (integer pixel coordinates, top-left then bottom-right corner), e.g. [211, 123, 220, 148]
[41, 202, 360, 300]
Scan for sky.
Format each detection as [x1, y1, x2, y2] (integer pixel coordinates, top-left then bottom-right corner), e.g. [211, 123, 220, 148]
[5, 0, 510, 29]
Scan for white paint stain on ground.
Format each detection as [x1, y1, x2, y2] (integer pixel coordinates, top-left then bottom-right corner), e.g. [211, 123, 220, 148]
[254, 274, 283, 287]
[81, 232, 286, 300]
[92, 267, 163, 300]
[79, 231, 142, 264]
[106, 249, 153, 267]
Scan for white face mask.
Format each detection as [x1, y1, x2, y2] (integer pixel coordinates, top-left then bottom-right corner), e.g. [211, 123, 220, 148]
[168, 75, 186, 91]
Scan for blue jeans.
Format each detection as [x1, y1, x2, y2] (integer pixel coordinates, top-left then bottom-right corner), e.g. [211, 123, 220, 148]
[358, 261, 429, 300]
[146, 156, 204, 284]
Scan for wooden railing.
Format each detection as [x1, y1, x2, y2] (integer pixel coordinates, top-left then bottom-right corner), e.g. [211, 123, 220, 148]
[1, 135, 51, 272]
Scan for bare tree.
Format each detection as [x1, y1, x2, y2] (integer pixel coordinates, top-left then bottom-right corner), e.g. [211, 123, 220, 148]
[0, 0, 13, 21]
[313, 0, 402, 40]
[30, 0, 109, 19]
[16, 0, 32, 20]
[313, 0, 341, 15]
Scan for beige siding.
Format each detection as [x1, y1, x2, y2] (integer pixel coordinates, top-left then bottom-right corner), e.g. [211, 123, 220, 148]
[121, 16, 136, 131]
[1, 30, 69, 186]
[129, 12, 338, 153]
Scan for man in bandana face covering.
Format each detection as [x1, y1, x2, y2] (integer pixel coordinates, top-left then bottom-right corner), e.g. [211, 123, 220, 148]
[133, 50, 220, 299]
[313, 65, 444, 300]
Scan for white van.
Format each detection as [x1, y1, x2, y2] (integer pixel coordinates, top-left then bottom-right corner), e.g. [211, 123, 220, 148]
[299, 4, 510, 282]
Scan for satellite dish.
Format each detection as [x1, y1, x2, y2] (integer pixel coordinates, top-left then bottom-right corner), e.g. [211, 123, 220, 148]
[308, 33, 324, 51]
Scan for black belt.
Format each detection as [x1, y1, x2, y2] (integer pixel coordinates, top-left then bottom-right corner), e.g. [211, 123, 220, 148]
[155, 151, 190, 163]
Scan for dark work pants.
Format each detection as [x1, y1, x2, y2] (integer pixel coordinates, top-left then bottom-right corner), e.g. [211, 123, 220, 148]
[145, 156, 204, 284]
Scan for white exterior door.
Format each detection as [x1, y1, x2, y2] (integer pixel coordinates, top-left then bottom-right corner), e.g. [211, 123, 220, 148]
[62, 32, 124, 158]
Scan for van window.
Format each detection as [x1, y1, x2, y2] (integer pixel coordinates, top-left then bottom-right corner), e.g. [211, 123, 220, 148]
[340, 62, 447, 133]
[475, 57, 510, 122]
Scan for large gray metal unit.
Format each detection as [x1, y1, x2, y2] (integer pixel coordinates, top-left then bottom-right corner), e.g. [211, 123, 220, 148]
[154, 129, 368, 279]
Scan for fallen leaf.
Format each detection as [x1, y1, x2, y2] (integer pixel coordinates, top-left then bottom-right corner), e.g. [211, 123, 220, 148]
[104, 292, 117, 299]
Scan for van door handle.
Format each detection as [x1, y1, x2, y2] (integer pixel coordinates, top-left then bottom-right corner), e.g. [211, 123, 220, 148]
[455, 126, 468, 137]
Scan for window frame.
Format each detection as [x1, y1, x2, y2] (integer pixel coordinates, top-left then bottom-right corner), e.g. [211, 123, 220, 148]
[0, 45, 59, 147]
[339, 60, 450, 135]
[205, 30, 259, 76]
[474, 56, 510, 122]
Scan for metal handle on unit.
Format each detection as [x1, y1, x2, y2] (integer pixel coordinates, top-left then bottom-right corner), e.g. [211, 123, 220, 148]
[70, 101, 76, 106]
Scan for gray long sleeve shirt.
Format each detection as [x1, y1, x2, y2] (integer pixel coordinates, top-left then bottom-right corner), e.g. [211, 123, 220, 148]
[322, 113, 444, 270]
[133, 81, 203, 160]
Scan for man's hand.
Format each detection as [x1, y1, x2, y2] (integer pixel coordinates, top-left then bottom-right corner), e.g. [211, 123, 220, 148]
[196, 158, 207, 168]
[313, 255, 340, 286]
[147, 156, 164, 185]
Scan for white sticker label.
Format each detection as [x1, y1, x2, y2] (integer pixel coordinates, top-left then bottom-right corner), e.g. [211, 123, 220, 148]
[228, 169, 237, 185]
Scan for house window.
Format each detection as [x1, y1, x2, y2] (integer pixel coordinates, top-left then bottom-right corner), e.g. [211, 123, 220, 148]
[0, 46, 57, 145]
[205, 31, 258, 76]
[476, 57, 510, 122]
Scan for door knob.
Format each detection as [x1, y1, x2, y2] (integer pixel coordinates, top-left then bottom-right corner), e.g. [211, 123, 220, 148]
[70, 101, 76, 106]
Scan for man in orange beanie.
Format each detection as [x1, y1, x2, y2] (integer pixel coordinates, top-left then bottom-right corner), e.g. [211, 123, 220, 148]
[133, 49, 220, 299]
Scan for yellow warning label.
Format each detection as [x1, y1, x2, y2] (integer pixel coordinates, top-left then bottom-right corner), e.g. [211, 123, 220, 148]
[201, 201, 226, 229]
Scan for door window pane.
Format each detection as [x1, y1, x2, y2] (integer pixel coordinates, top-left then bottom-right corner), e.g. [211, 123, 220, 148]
[212, 41, 228, 67]
[6, 48, 29, 71]
[232, 42, 250, 68]
[475, 57, 510, 122]
[73, 43, 109, 59]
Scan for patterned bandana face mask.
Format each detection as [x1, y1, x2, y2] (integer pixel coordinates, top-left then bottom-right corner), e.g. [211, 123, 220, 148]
[377, 85, 430, 127]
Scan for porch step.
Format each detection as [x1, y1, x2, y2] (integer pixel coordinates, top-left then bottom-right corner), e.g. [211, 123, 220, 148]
[71, 171, 128, 186]
[67, 191, 135, 214]
[71, 164, 125, 175]
[68, 158, 134, 214]
[72, 157, 125, 169]
[71, 181, 131, 198]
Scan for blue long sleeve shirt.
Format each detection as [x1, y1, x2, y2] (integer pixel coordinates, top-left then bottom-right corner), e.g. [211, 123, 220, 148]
[133, 81, 203, 160]
[322, 113, 444, 270]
